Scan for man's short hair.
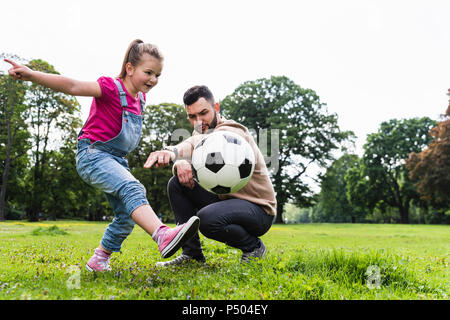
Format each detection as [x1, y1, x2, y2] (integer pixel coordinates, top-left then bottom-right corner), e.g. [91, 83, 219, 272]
[183, 85, 215, 106]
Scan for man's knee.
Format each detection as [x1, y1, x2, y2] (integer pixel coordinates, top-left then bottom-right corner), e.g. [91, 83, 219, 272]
[197, 207, 221, 236]
[167, 175, 182, 195]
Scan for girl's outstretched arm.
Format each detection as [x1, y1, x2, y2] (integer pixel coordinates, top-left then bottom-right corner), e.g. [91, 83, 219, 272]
[4, 59, 102, 97]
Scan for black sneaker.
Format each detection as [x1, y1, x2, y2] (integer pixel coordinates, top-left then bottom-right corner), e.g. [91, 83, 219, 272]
[155, 253, 205, 267]
[241, 239, 267, 263]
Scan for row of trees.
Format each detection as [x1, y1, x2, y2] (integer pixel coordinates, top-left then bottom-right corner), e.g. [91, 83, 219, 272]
[1, 55, 448, 223]
[1, 56, 83, 222]
[296, 111, 450, 224]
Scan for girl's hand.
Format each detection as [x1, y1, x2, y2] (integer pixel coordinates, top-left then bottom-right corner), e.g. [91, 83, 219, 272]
[4, 58, 101, 97]
[4, 59, 34, 81]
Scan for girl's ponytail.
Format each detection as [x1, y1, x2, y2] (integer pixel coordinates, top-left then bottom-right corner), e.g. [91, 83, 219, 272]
[118, 39, 163, 79]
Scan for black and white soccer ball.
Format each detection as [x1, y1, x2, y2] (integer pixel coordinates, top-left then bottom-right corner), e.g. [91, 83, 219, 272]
[191, 131, 256, 194]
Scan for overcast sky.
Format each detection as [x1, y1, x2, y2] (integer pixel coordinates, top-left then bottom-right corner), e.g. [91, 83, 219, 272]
[2, 0, 450, 156]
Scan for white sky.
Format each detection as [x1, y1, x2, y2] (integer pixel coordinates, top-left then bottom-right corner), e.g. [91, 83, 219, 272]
[2, 0, 450, 157]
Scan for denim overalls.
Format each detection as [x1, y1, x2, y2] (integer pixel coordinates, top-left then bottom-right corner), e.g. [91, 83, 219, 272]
[76, 80, 149, 252]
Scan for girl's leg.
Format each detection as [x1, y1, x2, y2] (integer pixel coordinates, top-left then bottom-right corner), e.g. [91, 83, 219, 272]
[77, 149, 161, 235]
[87, 193, 135, 271]
[78, 149, 199, 267]
[130, 204, 162, 236]
[98, 245, 111, 254]
[100, 193, 136, 253]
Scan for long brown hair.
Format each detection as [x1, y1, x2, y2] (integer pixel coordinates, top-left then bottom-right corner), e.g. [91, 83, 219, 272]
[118, 39, 164, 79]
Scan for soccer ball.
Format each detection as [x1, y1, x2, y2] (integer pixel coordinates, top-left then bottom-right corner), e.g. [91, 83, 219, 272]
[191, 131, 255, 194]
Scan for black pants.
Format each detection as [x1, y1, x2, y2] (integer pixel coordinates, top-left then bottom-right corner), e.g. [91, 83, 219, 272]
[167, 176, 273, 258]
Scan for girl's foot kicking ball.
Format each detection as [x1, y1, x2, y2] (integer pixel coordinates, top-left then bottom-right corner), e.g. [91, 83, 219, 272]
[153, 216, 200, 258]
[86, 216, 200, 272]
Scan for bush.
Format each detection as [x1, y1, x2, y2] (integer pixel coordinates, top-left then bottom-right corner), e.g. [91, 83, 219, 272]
[31, 225, 69, 236]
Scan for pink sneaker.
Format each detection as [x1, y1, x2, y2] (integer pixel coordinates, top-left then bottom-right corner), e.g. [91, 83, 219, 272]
[153, 216, 200, 258]
[86, 248, 112, 272]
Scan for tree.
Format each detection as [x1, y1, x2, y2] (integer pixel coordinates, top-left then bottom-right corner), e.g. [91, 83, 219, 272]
[0, 54, 31, 221]
[42, 87, 86, 220]
[283, 203, 311, 223]
[345, 158, 377, 216]
[349, 118, 436, 224]
[23, 59, 81, 221]
[317, 154, 363, 223]
[406, 104, 450, 206]
[220, 76, 353, 223]
[345, 158, 396, 223]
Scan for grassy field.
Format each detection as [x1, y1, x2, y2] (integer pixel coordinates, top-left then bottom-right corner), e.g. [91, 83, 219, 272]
[0, 220, 448, 300]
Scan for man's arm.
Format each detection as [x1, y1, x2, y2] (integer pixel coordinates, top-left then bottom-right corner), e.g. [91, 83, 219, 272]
[165, 140, 195, 162]
[143, 140, 194, 169]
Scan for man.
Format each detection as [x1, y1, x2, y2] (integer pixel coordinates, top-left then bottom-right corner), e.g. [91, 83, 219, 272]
[144, 85, 276, 266]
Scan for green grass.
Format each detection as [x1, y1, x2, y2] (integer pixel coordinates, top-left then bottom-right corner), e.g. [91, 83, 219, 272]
[0, 221, 448, 300]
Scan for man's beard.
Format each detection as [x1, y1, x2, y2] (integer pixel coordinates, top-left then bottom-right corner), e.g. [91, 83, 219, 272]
[195, 110, 218, 134]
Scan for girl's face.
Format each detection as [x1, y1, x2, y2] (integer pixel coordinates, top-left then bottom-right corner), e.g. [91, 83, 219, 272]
[126, 54, 163, 95]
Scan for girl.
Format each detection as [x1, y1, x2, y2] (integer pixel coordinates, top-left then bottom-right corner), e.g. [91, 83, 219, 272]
[4, 39, 200, 272]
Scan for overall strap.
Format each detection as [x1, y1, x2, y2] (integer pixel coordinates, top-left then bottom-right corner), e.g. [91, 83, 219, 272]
[114, 79, 128, 107]
[138, 92, 145, 112]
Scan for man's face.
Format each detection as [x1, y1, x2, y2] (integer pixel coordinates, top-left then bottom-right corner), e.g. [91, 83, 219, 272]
[186, 97, 219, 134]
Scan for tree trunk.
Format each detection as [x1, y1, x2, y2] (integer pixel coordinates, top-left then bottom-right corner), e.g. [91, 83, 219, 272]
[51, 206, 57, 221]
[28, 209, 39, 222]
[0, 99, 13, 221]
[389, 173, 410, 224]
[399, 204, 409, 224]
[274, 202, 284, 224]
[399, 210, 409, 224]
[0, 128, 11, 221]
